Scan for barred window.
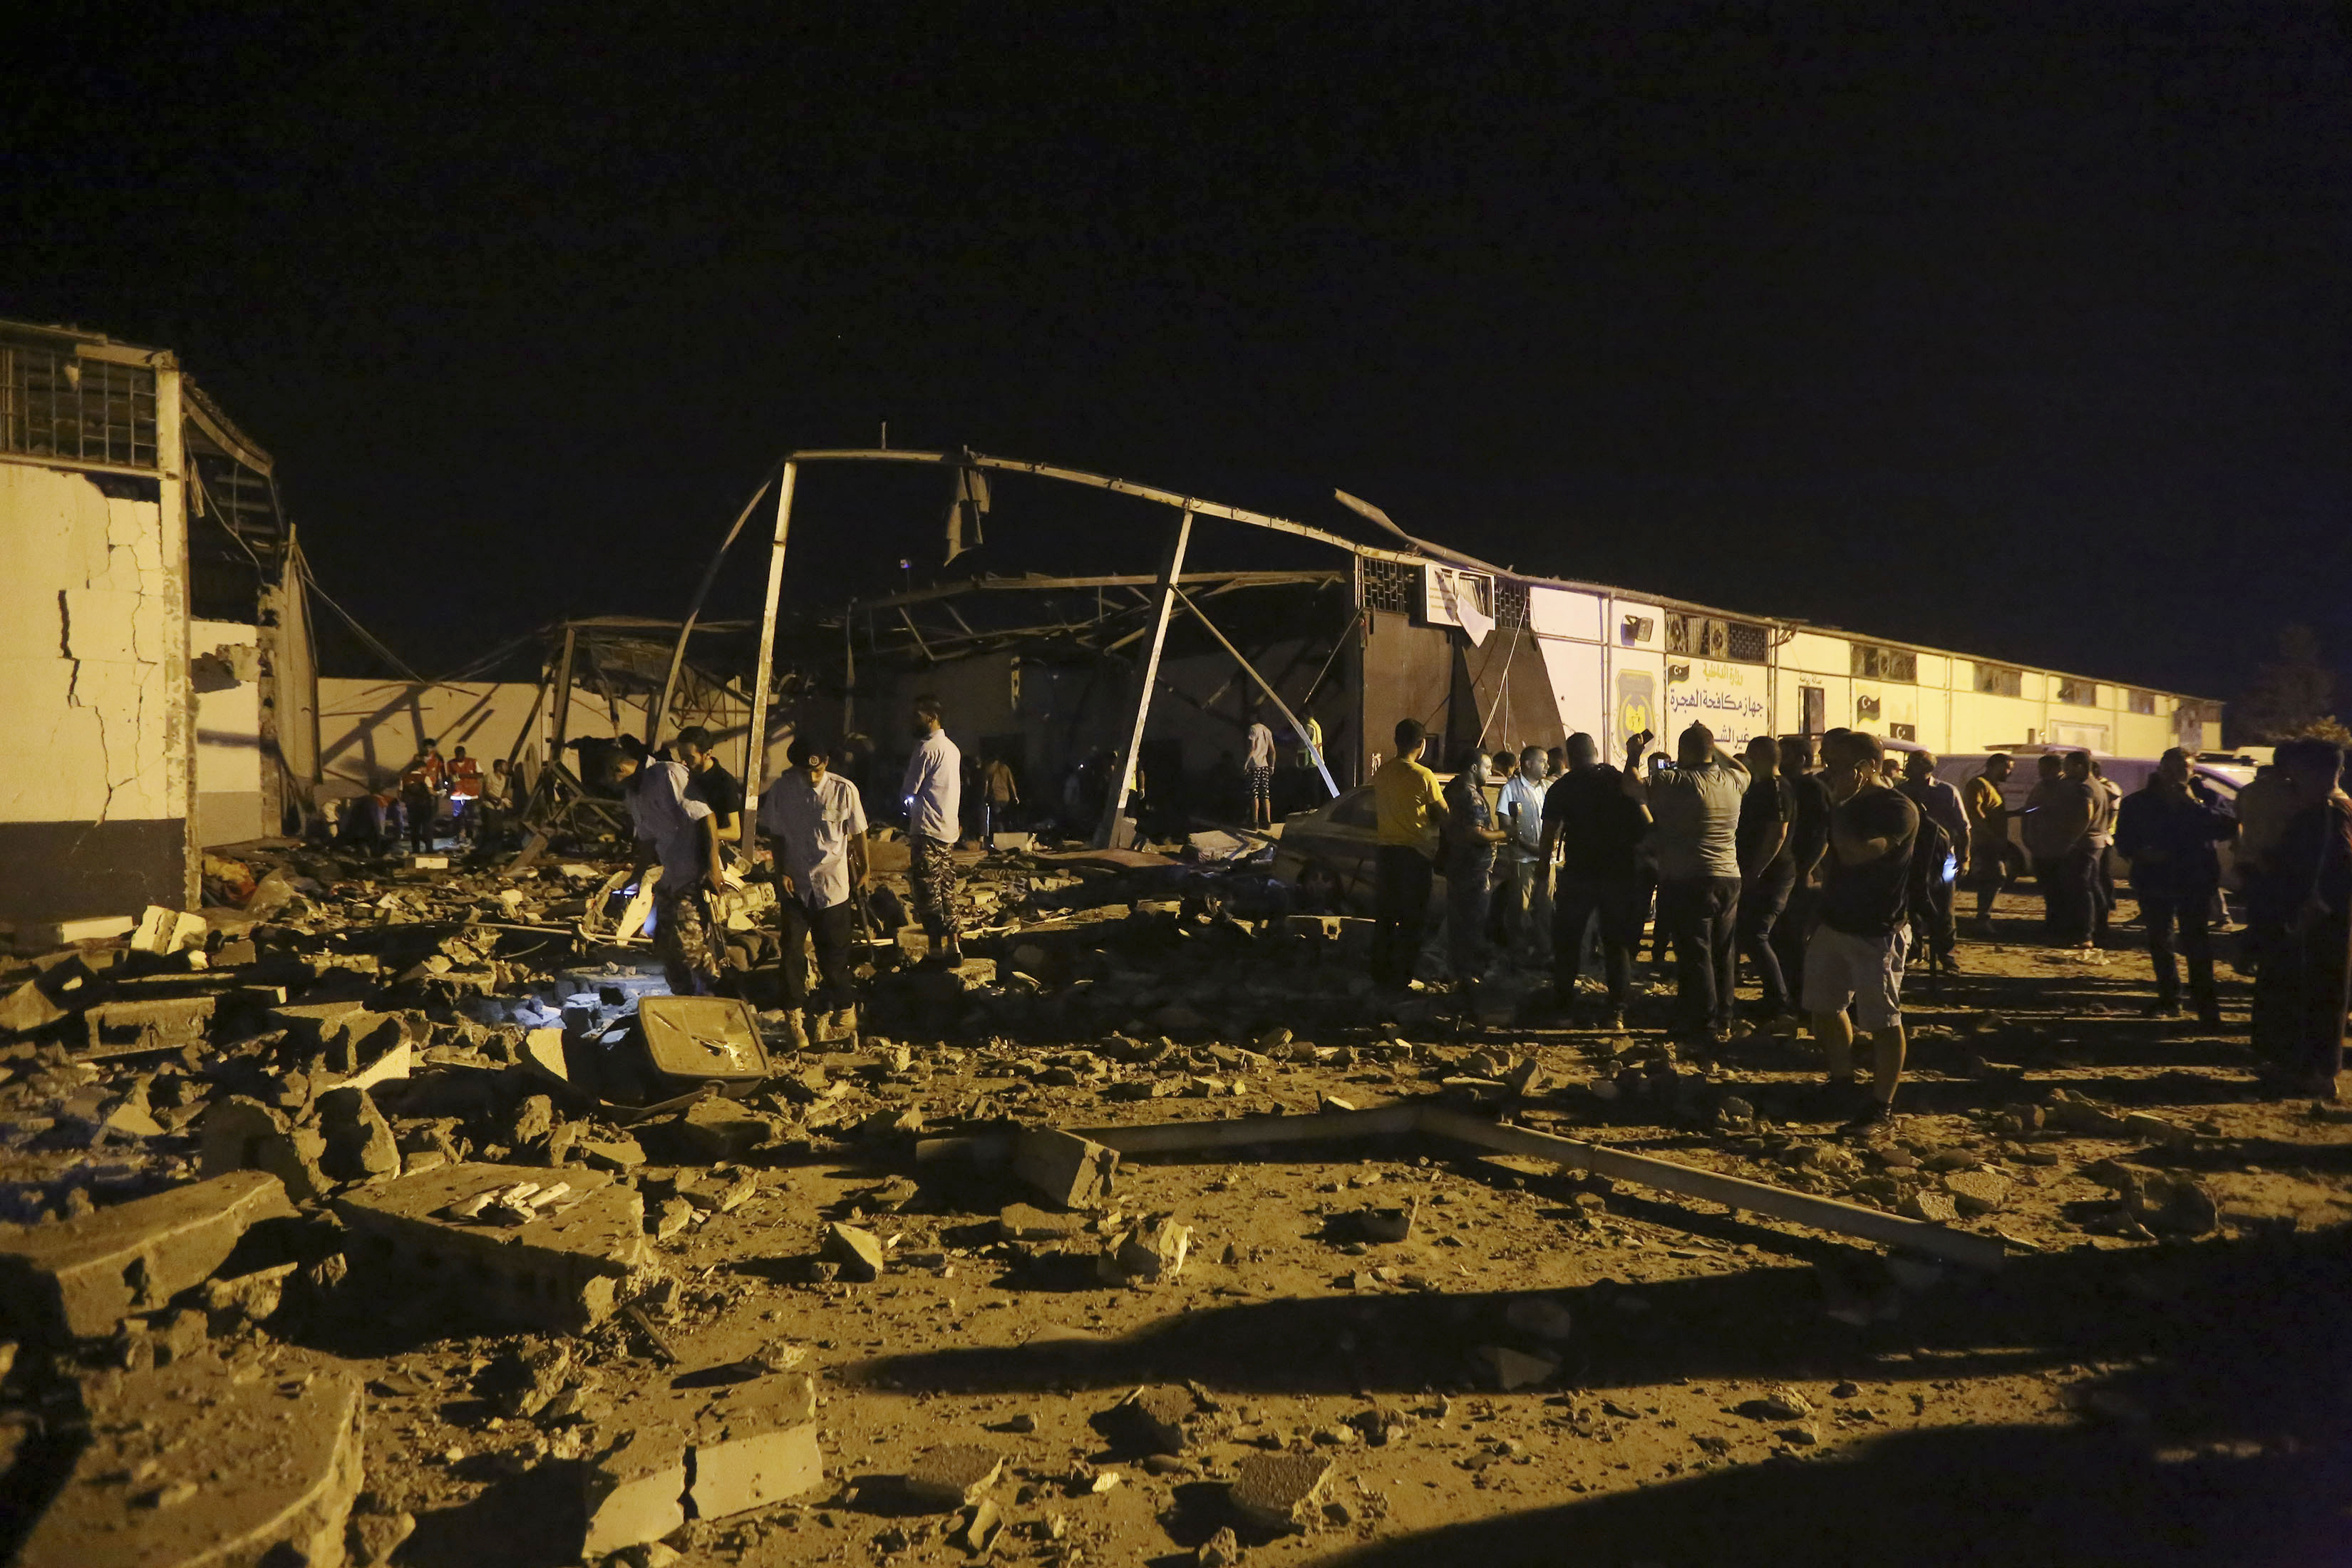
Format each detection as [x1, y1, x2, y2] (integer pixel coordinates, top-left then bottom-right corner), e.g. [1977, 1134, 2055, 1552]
[0, 331, 157, 469]
[1850, 643, 1918, 681]
[2056, 678, 2096, 707]
[1976, 664, 2023, 697]
[1494, 579, 1530, 629]
[1666, 612, 1768, 664]
[2128, 688, 2157, 716]
[1361, 557, 1415, 614]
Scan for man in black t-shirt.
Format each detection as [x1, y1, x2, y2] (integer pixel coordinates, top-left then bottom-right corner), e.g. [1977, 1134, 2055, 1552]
[1735, 735, 1800, 1023]
[1539, 732, 1651, 1027]
[1773, 735, 1835, 1017]
[675, 726, 746, 842]
[1802, 730, 1920, 1133]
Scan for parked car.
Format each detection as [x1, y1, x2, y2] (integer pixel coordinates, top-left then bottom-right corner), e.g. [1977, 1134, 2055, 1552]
[1269, 772, 1498, 913]
[1932, 749, 2254, 884]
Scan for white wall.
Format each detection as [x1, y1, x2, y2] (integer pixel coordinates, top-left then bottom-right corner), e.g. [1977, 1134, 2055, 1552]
[319, 679, 543, 793]
[191, 618, 267, 845]
[0, 463, 182, 825]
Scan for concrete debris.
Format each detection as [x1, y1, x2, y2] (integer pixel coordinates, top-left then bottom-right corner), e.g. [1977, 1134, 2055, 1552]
[336, 1161, 644, 1330]
[822, 1220, 887, 1281]
[999, 1201, 1088, 1242]
[1228, 1449, 1332, 1530]
[198, 1095, 334, 1201]
[0, 1170, 294, 1340]
[19, 1357, 362, 1568]
[1103, 1384, 1197, 1453]
[1100, 1215, 1192, 1284]
[582, 1371, 822, 1554]
[318, 1084, 402, 1180]
[1013, 1125, 1120, 1208]
[903, 1443, 1004, 1509]
[1468, 1343, 1560, 1391]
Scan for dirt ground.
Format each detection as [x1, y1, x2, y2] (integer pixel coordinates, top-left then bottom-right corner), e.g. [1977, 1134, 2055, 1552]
[9, 866, 2352, 1567]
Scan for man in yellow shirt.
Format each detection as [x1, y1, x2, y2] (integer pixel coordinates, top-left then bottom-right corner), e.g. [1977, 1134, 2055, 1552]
[1371, 718, 1450, 985]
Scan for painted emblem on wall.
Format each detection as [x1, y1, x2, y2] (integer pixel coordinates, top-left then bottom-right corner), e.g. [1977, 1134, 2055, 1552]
[1616, 669, 1655, 746]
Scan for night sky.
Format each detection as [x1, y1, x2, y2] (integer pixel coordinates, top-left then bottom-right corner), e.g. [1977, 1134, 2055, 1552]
[9, 7, 2348, 700]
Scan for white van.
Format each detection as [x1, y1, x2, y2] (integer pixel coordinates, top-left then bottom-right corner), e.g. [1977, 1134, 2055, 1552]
[1932, 748, 2252, 884]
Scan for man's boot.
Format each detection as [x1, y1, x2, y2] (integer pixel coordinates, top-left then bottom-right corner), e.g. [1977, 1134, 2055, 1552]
[782, 1011, 811, 1051]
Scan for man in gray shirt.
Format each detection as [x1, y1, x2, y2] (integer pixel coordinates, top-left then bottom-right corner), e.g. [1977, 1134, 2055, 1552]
[1623, 722, 1749, 1041]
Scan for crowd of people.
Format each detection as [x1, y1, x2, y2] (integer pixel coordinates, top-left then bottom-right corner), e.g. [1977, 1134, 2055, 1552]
[609, 696, 971, 1051]
[1368, 718, 2352, 1125]
[328, 739, 513, 858]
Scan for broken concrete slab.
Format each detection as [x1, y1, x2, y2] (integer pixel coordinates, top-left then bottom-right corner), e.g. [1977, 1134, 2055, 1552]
[823, 1222, 886, 1281]
[199, 1095, 333, 1204]
[1228, 1450, 1332, 1530]
[19, 1356, 363, 1568]
[903, 1444, 1003, 1510]
[0, 1170, 294, 1341]
[999, 1202, 1088, 1242]
[1104, 1385, 1195, 1454]
[1013, 1126, 1119, 1209]
[1468, 1343, 1559, 1391]
[335, 1160, 644, 1331]
[582, 1371, 821, 1555]
[81, 996, 218, 1058]
[317, 1085, 401, 1181]
[1100, 1217, 1191, 1285]
[0, 976, 68, 1036]
[130, 904, 209, 956]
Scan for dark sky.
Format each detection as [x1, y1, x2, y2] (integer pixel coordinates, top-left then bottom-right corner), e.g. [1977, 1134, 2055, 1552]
[9, 6, 2348, 699]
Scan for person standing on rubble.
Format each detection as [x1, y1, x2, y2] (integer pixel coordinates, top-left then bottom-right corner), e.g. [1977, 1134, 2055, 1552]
[1371, 718, 1448, 987]
[1734, 734, 1798, 1026]
[1897, 751, 1970, 982]
[2248, 738, 2352, 1098]
[1964, 753, 2016, 935]
[446, 746, 481, 841]
[1441, 745, 1509, 983]
[673, 726, 745, 842]
[1773, 735, 1833, 1016]
[2021, 753, 2098, 948]
[759, 733, 870, 1048]
[1244, 713, 1277, 829]
[979, 750, 1020, 844]
[1621, 723, 1748, 1043]
[1805, 729, 1922, 1132]
[612, 738, 726, 996]
[1542, 732, 1650, 1027]
[2115, 747, 2235, 1023]
[398, 748, 439, 853]
[1496, 744, 1552, 965]
[902, 696, 966, 966]
[2089, 759, 2124, 943]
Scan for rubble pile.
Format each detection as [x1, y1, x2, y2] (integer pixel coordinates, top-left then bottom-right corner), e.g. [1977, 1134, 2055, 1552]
[0, 839, 2341, 1564]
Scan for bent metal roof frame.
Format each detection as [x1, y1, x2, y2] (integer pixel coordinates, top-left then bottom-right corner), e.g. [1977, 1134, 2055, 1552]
[755, 448, 2219, 703]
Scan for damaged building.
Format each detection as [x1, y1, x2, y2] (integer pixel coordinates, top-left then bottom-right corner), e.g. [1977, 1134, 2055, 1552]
[0, 319, 317, 936]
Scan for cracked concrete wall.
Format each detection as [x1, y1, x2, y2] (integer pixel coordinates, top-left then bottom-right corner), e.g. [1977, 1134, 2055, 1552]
[0, 458, 191, 924]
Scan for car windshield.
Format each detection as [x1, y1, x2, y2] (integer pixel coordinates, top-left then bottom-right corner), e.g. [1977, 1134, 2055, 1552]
[2194, 763, 2255, 797]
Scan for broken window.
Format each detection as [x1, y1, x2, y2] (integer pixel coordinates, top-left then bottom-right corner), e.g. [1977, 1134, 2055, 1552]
[0, 329, 157, 468]
[2056, 678, 2096, 707]
[2128, 688, 2157, 716]
[1976, 664, 2023, 697]
[1850, 643, 1917, 682]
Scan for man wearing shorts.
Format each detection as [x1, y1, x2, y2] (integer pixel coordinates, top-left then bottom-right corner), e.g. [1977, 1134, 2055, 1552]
[1805, 730, 1920, 1133]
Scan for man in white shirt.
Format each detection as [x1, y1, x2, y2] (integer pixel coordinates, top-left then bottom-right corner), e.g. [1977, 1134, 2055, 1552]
[612, 741, 725, 996]
[900, 695, 966, 964]
[1495, 744, 1552, 964]
[759, 734, 870, 1048]
[1244, 715, 1276, 828]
